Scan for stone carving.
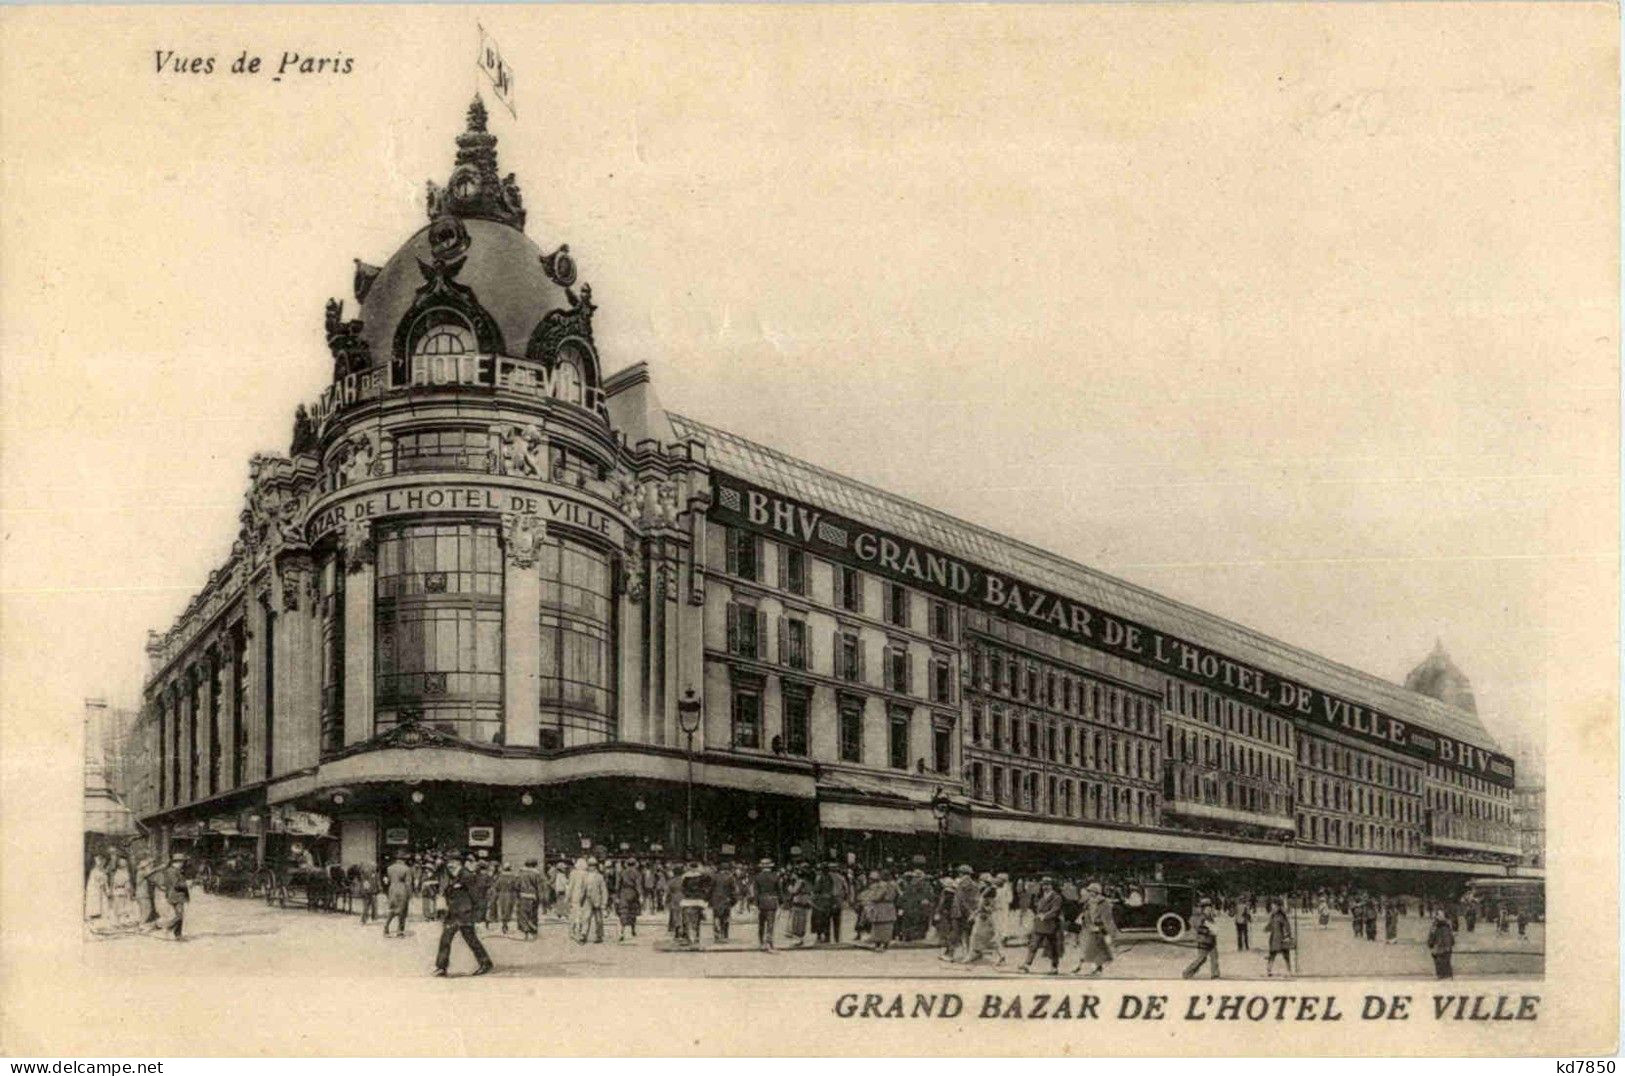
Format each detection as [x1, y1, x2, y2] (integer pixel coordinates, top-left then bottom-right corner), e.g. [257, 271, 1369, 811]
[353, 259, 381, 303]
[331, 430, 377, 487]
[341, 519, 374, 573]
[422, 98, 526, 231]
[623, 553, 645, 604]
[540, 244, 577, 288]
[290, 406, 318, 456]
[324, 298, 372, 381]
[491, 424, 546, 478]
[501, 512, 546, 569]
[278, 560, 309, 612]
[610, 471, 639, 518]
[526, 284, 596, 367]
[427, 214, 471, 265]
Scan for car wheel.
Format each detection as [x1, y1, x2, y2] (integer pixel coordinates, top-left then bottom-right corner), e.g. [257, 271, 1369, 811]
[1157, 912, 1186, 940]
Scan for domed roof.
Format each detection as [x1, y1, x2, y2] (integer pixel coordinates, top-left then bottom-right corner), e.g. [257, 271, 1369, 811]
[333, 98, 598, 383]
[357, 217, 570, 363]
[1404, 639, 1477, 715]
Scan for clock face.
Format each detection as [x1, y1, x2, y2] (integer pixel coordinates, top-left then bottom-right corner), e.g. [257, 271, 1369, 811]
[452, 173, 479, 201]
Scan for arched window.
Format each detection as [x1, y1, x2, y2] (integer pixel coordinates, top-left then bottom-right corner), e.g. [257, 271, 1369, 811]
[409, 310, 477, 359]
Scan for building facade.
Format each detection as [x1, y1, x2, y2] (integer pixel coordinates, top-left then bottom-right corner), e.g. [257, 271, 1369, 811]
[132, 101, 1519, 881]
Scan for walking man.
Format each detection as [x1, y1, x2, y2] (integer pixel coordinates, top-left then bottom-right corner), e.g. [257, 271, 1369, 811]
[710, 861, 738, 943]
[1018, 877, 1064, 974]
[753, 859, 781, 951]
[160, 854, 190, 941]
[433, 858, 493, 977]
[383, 851, 412, 937]
[516, 859, 542, 940]
[1182, 898, 1221, 979]
[1264, 900, 1294, 977]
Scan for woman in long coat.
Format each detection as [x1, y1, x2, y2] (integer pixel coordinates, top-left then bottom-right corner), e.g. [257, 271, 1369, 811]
[960, 878, 1006, 965]
[860, 871, 900, 952]
[1074, 883, 1117, 976]
[109, 855, 136, 927]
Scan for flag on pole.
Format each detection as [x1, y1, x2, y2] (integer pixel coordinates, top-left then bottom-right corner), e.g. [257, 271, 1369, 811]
[477, 24, 516, 118]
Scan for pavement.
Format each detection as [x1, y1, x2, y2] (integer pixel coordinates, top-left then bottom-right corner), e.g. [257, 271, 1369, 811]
[83, 893, 1544, 981]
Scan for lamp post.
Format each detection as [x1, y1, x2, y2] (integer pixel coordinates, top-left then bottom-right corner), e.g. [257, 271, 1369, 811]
[930, 786, 952, 873]
[677, 688, 702, 858]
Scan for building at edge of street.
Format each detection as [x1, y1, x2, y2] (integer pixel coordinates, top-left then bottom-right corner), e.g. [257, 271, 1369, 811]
[120, 100, 1529, 891]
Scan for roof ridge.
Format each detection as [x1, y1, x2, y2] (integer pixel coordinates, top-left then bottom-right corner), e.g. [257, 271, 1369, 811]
[667, 410, 1499, 748]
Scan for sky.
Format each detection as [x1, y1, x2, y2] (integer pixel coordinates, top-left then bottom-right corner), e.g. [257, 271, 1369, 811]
[3, 4, 1617, 777]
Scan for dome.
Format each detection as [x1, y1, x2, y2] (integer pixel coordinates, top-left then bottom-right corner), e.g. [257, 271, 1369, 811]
[1403, 639, 1478, 715]
[357, 217, 570, 363]
[328, 98, 602, 396]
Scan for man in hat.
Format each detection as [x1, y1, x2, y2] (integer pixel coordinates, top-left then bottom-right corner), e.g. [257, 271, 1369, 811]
[383, 850, 412, 938]
[158, 854, 191, 940]
[753, 858, 781, 951]
[952, 864, 980, 961]
[709, 859, 738, 943]
[935, 876, 961, 959]
[1019, 877, 1064, 974]
[494, 863, 520, 934]
[565, 857, 590, 943]
[677, 860, 714, 947]
[1072, 881, 1117, 976]
[433, 857, 493, 976]
[1182, 898, 1222, 980]
[582, 857, 608, 944]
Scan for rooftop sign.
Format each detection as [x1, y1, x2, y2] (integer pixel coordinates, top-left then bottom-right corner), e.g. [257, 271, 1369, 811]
[711, 473, 1514, 789]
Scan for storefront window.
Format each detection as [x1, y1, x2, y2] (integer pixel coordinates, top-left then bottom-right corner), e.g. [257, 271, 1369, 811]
[375, 522, 504, 743]
[537, 535, 617, 748]
[393, 427, 494, 474]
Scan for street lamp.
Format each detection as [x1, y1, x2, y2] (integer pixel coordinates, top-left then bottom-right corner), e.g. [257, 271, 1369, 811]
[930, 786, 952, 872]
[677, 688, 702, 858]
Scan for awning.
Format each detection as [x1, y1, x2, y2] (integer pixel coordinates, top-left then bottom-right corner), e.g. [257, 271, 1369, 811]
[83, 790, 140, 837]
[818, 800, 921, 834]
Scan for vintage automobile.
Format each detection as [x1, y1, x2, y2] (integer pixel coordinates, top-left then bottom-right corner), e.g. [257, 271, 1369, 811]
[1113, 882, 1195, 940]
[263, 862, 346, 912]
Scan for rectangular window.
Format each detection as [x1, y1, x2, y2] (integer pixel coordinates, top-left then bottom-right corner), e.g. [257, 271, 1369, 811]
[1048, 725, 1059, 762]
[783, 691, 810, 756]
[971, 704, 985, 745]
[839, 700, 864, 763]
[932, 654, 953, 703]
[779, 545, 808, 595]
[836, 630, 863, 682]
[972, 762, 986, 799]
[888, 706, 911, 770]
[885, 582, 909, 628]
[930, 601, 955, 642]
[885, 643, 911, 694]
[933, 721, 952, 774]
[1028, 720, 1039, 759]
[779, 616, 809, 670]
[732, 689, 762, 749]
[726, 602, 765, 659]
[993, 766, 1006, 805]
[839, 567, 864, 613]
[725, 527, 761, 581]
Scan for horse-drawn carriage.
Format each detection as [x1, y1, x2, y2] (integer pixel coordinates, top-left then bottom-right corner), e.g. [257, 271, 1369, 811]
[262, 862, 348, 911]
[202, 854, 261, 898]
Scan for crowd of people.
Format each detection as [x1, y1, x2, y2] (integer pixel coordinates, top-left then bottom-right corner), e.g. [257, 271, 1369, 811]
[83, 850, 193, 940]
[86, 843, 1534, 982]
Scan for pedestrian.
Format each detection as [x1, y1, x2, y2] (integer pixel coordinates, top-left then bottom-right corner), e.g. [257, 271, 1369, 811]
[1516, 905, 1529, 940]
[784, 866, 812, 947]
[665, 866, 684, 937]
[1383, 900, 1399, 945]
[515, 859, 542, 940]
[960, 877, 1006, 966]
[1464, 896, 1478, 933]
[753, 859, 781, 951]
[583, 857, 608, 943]
[161, 853, 191, 941]
[134, 856, 157, 929]
[860, 869, 900, 952]
[357, 861, 380, 925]
[1073, 882, 1117, 977]
[109, 855, 136, 928]
[810, 864, 835, 944]
[709, 860, 737, 943]
[1264, 900, 1294, 977]
[432, 858, 493, 977]
[677, 860, 713, 947]
[1426, 907, 1455, 979]
[494, 863, 520, 934]
[1019, 877, 1064, 974]
[614, 861, 642, 941]
[1182, 898, 1221, 980]
[1232, 900, 1252, 951]
[84, 853, 110, 929]
[952, 864, 980, 961]
[828, 861, 850, 944]
[994, 873, 1015, 945]
[384, 851, 412, 937]
[1316, 898, 1330, 929]
[1364, 901, 1378, 942]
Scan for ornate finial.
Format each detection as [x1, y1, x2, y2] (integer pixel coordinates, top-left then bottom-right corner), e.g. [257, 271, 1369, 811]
[290, 404, 317, 456]
[353, 260, 381, 303]
[426, 97, 525, 230]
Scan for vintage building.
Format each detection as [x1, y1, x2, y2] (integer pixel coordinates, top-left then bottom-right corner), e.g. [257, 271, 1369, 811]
[133, 100, 1519, 881]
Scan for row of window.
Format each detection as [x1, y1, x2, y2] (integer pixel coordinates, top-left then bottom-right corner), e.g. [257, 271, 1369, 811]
[1428, 787, 1514, 825]
[1297, 736, 1422, 794]
[328, 427, 608, 486]
[722, 527, 957, 641]
[1165, 723, 1293, 786]
[968, 641, 1162, 738]
[969, 761, 1159, 827]
[1297, 774, 1421, 824]
[968, 703, 1161, 782]
[723, 602, 957, 704]
[728, 683, 954, 774]
[1298, 812, 1423, 854]
[1425, 762, 1512, 801]
[1165, 678, 1293, 750]
[1165, 766, 1291, 818]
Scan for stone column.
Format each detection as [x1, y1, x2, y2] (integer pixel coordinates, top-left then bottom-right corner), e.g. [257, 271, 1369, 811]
[340, 819, 378, 867]
[501, 513, 543, 748]
[503, 813, 545, 866]
[243, 596, 266, 784]
[342, 524, 375, 747]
